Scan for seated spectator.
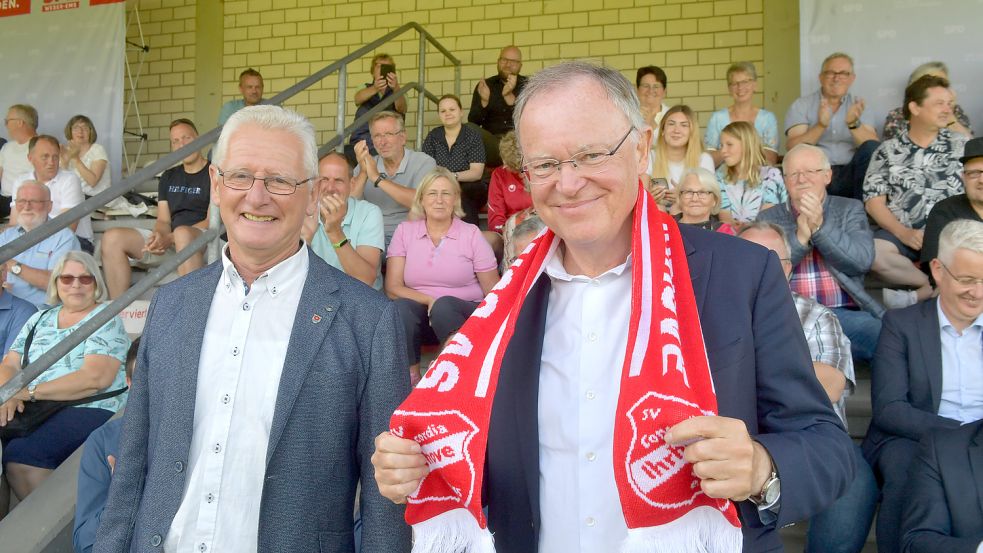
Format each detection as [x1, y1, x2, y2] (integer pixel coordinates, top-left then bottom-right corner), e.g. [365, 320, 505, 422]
[705, 62, 780, 165]
[785, 52, 879, 200]
[883, 61, 972, 141]
[0, 181, 80, 307]
[348, 54, 407, 157]
[901, 419, 983, 553]
[485, 131, 532, 256]
[301, 151, 384, 289]
[100, 119, 210, 299]
[636, 65, 669, 140]
[0, 251, 130, 500]
[468, 46, 526, 167]
[385, 168, 498, 384]
[422, 94, 486, 225]
[864, 75, 966, 307]
[740, 221, 877, 553]
[218, 68, 264, 125]
[0, 267, 36, 352]
[921, 136, 983, 276]
[648, 104, 714, 209]
[862, 219, 983, 553]
[61, 115, 111, 197]
[10, 136, 94, 252]
[72, 338, 139, 553]
[502, 213, 544, 268]
[758, 143, 883, 362]
[716, 121, 787, 228]
[0, 104, 39, 220]
[673, 167, 735, 235]
[352, 111, 436, 246]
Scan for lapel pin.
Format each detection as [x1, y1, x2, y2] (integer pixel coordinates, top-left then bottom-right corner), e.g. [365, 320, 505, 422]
[312, 314, 322, 324]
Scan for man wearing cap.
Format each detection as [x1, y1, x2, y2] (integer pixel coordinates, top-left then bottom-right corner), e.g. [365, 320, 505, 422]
[921, 136, 983, 270]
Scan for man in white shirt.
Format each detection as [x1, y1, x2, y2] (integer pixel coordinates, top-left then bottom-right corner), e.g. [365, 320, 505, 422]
[95, 105, 411, 553]
[0, 104, 39, 219]
[9, 135, 93, 252]
[372, 62, 853, 552]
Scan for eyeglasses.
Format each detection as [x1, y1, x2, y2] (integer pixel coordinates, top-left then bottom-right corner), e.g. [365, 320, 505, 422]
[370, 130, 404, 141]
[216, 168, 311, 195]
[680, 190, 713, 199]
[821, 70, 853, 79]
[14, 199, 49, 207]
[938, 261, 983, 288]
[522, 127, 635, 184]
[783, 168, 828, 181]
[728, 79, 755, 89]
[58, 274, 96, 286]
[963, 169, 983, 180]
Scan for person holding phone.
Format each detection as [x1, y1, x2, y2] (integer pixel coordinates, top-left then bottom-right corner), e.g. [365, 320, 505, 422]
[348, 54, 407, 158]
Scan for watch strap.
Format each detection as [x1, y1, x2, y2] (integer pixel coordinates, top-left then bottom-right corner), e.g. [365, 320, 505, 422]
[332, 237, 350, 249]
[373, 174, 385, 187]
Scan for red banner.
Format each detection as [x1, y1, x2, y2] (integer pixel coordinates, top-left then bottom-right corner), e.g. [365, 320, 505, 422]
[0, 0, 31, 17]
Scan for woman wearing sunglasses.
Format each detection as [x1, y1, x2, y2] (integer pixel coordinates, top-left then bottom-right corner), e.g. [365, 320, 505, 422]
[0, 251, 130, 501]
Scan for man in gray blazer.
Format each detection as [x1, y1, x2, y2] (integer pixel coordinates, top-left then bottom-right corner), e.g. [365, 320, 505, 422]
[95, 105, 411, 552]
[758, 143, 884, 362]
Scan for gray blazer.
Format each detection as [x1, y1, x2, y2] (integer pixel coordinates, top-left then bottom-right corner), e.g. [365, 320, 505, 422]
[758, 195, 885, 318]
[94, 250, 412, 553]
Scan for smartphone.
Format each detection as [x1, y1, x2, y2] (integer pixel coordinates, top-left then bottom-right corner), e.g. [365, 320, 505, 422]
[649, 177, 668, 191]
[380, 64, 395, 80]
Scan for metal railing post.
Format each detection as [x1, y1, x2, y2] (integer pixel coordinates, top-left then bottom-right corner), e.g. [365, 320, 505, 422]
[205, 203, 222, 264]
[455, 63, 462, 101]
[336, 66, 348, 152]
[417, 32, 427, 148]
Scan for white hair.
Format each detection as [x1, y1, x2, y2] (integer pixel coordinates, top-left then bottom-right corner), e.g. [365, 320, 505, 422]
[784, 143, 832, 171]
[213, 105, 318, 180]
[937, 219, 983, 265]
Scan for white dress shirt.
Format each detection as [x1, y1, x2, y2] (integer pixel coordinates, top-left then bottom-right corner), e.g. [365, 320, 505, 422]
[936, 301, 983, 424]
[538, 248, 633, 552]
[165, 244, 309, 553]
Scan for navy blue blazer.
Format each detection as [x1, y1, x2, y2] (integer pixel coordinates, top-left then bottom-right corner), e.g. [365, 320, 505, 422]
[862, 299, 962, 465]
[94, 250, 412, 553]
[485, 225, 855, 553]
[902, 420, 983, 553]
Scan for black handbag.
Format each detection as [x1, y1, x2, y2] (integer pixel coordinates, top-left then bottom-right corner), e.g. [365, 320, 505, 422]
[0, 309, 128, 440]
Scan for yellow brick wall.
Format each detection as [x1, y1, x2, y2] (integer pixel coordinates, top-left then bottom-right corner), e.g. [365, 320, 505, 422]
[128, 0, 780, 159]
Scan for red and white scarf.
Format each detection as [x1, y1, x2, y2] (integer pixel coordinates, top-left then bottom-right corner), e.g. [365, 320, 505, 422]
[390, 181, 742, 553]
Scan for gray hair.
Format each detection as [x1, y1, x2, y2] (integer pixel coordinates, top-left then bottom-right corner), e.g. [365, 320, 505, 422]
[784, 143, 832, 171]
[213, 105, 318, 180]
[679, 167, 722, 215]
[512, 215, 546, 242]
[513, 61, 647, 148]
[369, 110, 404, 132]
[821, 52, 854, 71]
[46, 251, 108, 306]
[937, 219, 983, 265]
[15, 180, 51, 201]
[738, 221, 792, 260]
[909, 61, 949, 85]
[726, 61, 758, 83]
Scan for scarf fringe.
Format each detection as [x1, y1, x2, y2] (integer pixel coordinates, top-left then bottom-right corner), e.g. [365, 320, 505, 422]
[411, 508, 496, 553]
[620, 506, 743, 553]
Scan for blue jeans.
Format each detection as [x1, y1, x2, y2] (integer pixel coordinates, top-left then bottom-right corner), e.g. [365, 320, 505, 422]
[830, 307, 882, 363]
[805, 444, 878, 553]
[830, 140, 879, 200]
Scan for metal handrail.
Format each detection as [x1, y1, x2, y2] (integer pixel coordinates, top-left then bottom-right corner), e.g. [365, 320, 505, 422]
[0, 21, 459, 406]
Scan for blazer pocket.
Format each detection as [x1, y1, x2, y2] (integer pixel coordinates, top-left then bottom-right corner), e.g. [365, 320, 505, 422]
[318, 530, 354, 553]
[705, 336, 746, 375]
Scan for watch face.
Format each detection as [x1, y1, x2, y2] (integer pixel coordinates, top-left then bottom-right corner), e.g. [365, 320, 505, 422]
[11, 264, 21, 275]
[764, 477, 781, 503]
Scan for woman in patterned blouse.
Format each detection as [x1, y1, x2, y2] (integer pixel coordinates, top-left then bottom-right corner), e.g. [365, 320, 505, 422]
[716, 121, 788, 229]
[0, 251, 130, 500]
[422, 94, 486, 225]
[882, 61, 972, 141]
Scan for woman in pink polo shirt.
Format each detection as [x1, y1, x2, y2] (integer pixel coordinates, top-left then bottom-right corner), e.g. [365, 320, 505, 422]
[385, 168, 500, 384]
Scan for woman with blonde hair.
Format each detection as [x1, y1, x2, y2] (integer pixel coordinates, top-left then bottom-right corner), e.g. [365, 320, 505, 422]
[648, 105, 714, 209]
[704, 62, 779, 166]
[716, 121, 786, 227]
[61, 115, 112, 196]
[385, 168, 499, 384]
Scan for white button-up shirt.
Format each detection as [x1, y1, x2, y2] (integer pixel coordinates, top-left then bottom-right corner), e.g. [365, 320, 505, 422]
[165, 244, 309, 553]
[538, 249, 633, 552]
[11, 169, 93, 240]
[937, 301, 983, 424]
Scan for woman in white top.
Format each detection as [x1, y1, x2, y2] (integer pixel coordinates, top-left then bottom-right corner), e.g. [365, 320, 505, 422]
[648, 105, 715, 212]
[704, 62, 780, 166]
[61, 115, 110, 196]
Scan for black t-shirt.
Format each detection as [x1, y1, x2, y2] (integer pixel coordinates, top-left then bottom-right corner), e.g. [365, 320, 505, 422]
[158, 161, 211, 231]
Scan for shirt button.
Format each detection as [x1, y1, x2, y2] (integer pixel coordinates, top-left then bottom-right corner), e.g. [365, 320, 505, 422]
[586, 452, 597, 462]
[150, 534, 162, 547]
[232, 347, 240, 356]
[585, 517, 596, 527]
[221, 394, 231, 404]
[588, 332, 598, 342]
[585, 390, 596, 400]
[242, 303, 250, 311]
[174, 461, 184, 473]
[213, 443, 222, 454]
[271, 286, 278, 295]
[198, 543, 208, 552]
[206, 492, 215, 503]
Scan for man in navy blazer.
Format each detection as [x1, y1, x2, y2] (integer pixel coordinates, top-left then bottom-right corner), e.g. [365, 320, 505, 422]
[95, 106, 411, 552]
[373, 62, 854, 552]
[902, 420, 983, 553]
[863, 219, 983, 553]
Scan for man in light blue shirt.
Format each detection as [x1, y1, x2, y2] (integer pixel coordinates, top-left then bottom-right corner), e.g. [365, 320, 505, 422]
[217, 68, 264, 126]
[303, 151, 384, 289]
[0, 181, 79, 307]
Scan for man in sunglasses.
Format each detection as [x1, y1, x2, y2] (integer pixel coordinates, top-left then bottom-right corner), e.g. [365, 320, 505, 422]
[0, 181, 79, 307]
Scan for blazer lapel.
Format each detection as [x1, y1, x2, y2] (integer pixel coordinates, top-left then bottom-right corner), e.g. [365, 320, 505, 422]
[266, 253, 340, 465]
[971, 425, 983, 517]
[918, 299, 945, 411]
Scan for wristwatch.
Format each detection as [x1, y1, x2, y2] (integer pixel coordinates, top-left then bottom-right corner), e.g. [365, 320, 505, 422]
[373, 174, 385, 187]
[332, 237, 350, 249]
[847, 120, 860, 130]
[10, 262, 22, 276]
[749, 470, 781, 508]
[27, 383, 37, 402]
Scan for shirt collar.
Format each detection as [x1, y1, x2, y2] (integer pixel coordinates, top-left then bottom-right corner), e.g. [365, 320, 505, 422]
[375, 147, 411, 177]
[936, 298, 983, 336]
[544, 243, 632, 283]
[221, 242, 309, 298]
[414, 217, 463, 240]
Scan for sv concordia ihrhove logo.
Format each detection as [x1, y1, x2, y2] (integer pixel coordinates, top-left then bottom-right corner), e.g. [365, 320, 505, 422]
[392, 409, 480, 507]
